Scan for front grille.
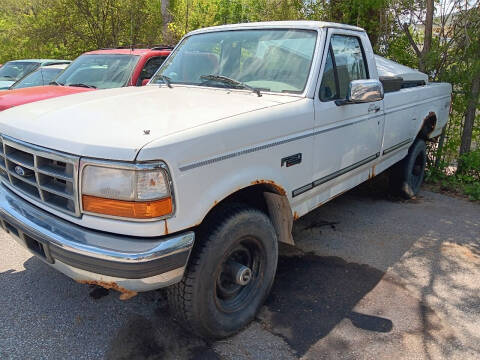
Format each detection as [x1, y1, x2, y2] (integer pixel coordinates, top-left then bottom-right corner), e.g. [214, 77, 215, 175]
[0, 135, 80, 216]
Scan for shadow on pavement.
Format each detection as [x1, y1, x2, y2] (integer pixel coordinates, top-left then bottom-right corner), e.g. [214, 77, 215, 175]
[260, 254, 392, 355]
[105, 313, 220, 360]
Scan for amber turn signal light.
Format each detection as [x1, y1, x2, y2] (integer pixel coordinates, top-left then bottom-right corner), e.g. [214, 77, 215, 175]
[82, 195, 173, 219]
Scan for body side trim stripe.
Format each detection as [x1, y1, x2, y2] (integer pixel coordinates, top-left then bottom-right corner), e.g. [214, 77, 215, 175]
[292, 152, 380, 197]
[383, 138, 413, 155]
[178, 92, 436, 173]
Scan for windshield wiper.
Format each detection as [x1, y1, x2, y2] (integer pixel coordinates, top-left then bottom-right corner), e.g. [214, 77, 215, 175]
[49, 81, 64, 86]
[159, 75, 173, 88]
[200, 74, 262, 97]
[68, 83, 96, 89]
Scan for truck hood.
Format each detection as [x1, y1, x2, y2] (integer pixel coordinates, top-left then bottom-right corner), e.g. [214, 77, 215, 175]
[0, 85, 93, 111]
[0, 80, 14, 90]
[0, 85, 298, 161]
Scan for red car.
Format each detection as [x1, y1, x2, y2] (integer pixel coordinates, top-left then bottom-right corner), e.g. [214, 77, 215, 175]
[0, 47, 172, 111]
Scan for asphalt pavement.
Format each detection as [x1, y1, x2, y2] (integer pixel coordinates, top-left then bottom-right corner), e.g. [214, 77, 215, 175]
[1, 185, 479, 360]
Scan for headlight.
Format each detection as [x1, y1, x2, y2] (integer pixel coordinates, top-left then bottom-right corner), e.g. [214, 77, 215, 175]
[81, 163, 173, 219]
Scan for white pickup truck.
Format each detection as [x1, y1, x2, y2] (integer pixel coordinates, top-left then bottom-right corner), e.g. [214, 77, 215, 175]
[0, 21, 451, 338]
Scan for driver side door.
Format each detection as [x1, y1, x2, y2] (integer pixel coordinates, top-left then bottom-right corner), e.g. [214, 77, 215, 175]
[311, 30, 384, 195]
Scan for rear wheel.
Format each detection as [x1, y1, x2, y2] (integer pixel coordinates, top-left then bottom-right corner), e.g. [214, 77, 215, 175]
[390, 138, 427, 199]
[167, 204, 278, 339]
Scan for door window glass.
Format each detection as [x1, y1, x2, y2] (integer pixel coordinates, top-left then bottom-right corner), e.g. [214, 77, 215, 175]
[331, 35, 368, 98]
[319, 35, 369, 101]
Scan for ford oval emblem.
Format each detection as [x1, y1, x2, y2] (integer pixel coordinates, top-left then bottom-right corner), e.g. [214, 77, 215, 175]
[14, 165, 25, 177]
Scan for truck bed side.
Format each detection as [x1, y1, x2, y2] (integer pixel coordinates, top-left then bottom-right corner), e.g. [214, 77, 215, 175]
[382, 82, 451, 155]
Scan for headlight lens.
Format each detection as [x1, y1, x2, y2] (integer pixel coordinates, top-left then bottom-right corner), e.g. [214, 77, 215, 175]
[81, 164, 172, 219]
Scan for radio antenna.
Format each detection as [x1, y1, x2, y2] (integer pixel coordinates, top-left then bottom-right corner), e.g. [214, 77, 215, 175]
[130, 11, 134, 51]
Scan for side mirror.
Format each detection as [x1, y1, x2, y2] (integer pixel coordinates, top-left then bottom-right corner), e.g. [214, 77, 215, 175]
[141, 78, 150, 86]
[335, 79, 384, 106]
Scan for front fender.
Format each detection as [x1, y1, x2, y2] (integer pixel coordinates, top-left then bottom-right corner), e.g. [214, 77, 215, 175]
[171, 164, 291, 232]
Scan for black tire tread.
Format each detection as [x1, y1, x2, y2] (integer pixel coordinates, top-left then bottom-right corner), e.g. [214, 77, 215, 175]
[167, 203, 264, 337]
[389, 138, 426, 199]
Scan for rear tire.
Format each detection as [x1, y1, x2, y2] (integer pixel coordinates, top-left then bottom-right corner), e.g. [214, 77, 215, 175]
[390, 138, 427, 199]
[167, 204, 278, 339]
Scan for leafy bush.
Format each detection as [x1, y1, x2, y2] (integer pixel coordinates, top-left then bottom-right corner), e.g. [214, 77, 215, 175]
[458, 150, 480, 182]
[464, 183, 480, 201]
[426, 150, 480, 201]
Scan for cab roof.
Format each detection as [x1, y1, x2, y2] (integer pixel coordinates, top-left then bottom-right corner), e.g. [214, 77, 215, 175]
[188, 21, 365, 36]
[84, 48, 172, 56]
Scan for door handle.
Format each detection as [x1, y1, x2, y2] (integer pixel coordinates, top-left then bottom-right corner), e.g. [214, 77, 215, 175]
[368, 104, 381, 113]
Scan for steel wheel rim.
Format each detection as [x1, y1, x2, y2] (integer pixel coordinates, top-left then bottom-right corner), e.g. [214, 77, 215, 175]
[214, 236, 266, 314]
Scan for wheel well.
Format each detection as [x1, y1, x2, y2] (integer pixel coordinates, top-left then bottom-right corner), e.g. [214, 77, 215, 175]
[418, 113, 437, 140]
[205, 183, 284, 218]
[199, 183, 295, 245]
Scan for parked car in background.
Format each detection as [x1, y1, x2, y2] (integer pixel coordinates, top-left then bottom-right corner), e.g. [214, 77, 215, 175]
[0, 47, 171, 111]
[0, 59, 71, 90]
[9, 63, 70, 90]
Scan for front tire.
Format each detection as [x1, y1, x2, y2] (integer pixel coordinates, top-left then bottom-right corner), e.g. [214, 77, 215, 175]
[167, 204, 278, 339]
[390, 138, 427, 199]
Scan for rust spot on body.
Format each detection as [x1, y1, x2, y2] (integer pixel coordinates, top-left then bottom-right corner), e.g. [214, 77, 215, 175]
[164, 220, 169, 235]
[78, 280, 138, 300]
[293, 211, 300, 221]
[421, 112, 437, 137]
[251, 179, 286, 196]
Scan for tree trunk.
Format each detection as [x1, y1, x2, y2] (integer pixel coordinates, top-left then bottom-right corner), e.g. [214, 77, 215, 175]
[161, 0, 171, 39]
[434, 127, 447, 168]
[459, 73, 480, 157]
[419, 0, 435, 72]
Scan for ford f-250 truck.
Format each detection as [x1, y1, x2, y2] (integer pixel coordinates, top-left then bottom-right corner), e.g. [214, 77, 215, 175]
[0, 21, 451, 339]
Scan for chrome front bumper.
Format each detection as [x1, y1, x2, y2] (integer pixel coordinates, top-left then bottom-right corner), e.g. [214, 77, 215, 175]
[0, 184, 194, 294]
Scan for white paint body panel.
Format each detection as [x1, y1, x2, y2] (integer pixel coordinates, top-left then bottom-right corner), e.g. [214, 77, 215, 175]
[0, 22, 452, 237]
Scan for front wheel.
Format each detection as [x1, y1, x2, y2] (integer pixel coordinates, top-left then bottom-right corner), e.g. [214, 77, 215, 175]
[167, 204, 278, 339]
[390, 138, 427, 199]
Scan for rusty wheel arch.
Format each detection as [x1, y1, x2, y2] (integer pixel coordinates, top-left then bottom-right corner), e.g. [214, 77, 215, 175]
[198, 181, 295, 246]
[418, 112, 438, 141]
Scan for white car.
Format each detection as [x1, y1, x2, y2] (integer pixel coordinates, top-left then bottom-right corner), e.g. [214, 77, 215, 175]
[0, 59, 70, 89]
[9, 64, 70, 90]
[0, 21, 451, 338]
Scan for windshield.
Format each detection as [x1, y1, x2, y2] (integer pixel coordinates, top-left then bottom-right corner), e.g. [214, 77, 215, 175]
[55, 54, 139, 89]
[0, 62, 40, 81]
[151, 29, 317, 94]
[11, 67, 64, 89]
